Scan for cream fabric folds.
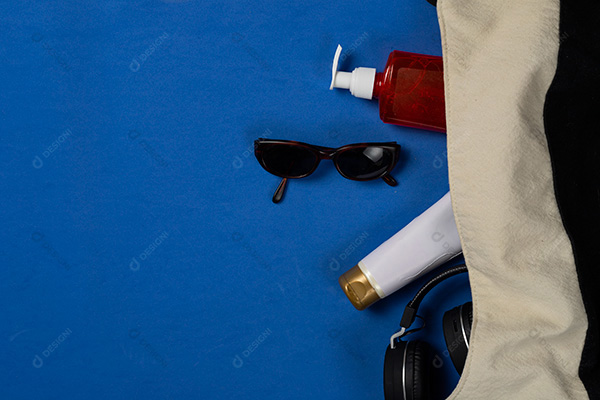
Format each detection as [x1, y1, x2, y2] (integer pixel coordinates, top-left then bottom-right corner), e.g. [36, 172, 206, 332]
[437, 1, 589, 399]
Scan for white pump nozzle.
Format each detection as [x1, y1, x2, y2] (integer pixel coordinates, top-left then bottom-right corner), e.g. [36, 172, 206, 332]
[329, 44, 377, 100]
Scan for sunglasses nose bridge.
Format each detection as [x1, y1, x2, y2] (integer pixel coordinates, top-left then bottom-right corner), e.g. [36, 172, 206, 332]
[316, 148, 335, 160]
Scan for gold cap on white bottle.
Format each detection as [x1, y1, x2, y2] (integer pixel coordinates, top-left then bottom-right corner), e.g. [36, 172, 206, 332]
[338, 264, 382, 310]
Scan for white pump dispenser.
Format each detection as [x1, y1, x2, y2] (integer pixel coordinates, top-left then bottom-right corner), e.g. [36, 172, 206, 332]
[329, 45, 377, 100]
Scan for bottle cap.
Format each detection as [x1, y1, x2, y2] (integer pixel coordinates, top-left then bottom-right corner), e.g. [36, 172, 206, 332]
[338, 264, 382, 310]
[329, 44, 377, 100]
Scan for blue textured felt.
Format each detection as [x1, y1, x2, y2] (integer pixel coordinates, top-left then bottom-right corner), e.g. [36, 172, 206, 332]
[0, 1, 470, 398]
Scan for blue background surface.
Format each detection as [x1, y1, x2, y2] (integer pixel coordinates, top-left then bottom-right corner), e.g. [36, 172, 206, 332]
[0, 0, 471, 399]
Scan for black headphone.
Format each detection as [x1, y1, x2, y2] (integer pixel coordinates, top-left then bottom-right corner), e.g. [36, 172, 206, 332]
[384, 264, 472, 400]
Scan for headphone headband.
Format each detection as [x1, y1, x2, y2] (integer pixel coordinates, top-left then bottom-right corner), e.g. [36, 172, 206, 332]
[390, 264, 468, 349]
[400, 264, 468, 329]
[385, 264, 471, 399]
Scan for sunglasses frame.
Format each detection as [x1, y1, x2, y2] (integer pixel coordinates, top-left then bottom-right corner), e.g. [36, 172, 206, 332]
[254, 138, 402, 182]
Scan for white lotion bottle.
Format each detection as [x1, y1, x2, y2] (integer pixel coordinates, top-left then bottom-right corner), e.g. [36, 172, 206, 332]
[339, 192, 462, 310]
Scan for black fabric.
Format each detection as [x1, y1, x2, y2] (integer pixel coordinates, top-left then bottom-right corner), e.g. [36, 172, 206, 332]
[543, 0, 600, 397]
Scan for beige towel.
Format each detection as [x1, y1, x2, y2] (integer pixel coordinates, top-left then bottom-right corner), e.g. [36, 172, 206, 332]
[437, 0, 589, 398]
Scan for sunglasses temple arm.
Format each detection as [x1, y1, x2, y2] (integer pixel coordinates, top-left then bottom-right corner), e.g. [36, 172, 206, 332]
[272, 177, 288, 203]
[382, 174, 397, 187]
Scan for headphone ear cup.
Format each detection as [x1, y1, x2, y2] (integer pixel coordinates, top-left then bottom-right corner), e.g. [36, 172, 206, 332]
[384, 340, 407, 400]
[384, 340, 431, 400]
[406, 341, 430, 400]
[442, 302, 472, 375]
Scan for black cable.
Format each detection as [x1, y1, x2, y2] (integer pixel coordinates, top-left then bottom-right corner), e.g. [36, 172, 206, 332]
[399, 264, 469, 329]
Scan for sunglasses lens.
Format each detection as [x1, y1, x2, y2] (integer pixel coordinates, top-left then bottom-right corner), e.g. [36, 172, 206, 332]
[336, 146, 395, 180]
[260, 144, 319, 178]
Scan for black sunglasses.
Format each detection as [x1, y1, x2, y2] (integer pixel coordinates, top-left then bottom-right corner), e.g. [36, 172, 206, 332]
[254, 138, 401, 203]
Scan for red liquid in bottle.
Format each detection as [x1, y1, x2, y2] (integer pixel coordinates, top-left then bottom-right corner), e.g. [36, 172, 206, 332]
[330, 45, 446, 133]
[373, 51, 445, 132]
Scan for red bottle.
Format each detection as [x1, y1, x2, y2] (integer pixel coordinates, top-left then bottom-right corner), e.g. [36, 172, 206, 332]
[330, 45, 446, 132]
